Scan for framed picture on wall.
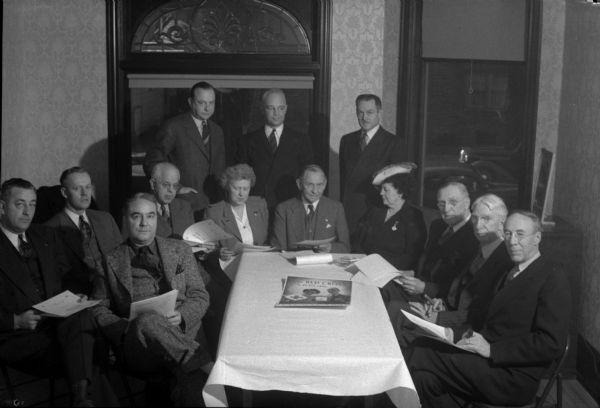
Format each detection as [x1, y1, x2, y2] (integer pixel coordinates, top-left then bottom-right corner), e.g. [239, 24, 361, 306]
[532, 148, 554, 225]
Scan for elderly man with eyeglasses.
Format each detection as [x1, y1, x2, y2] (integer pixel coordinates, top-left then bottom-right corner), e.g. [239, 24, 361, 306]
[407, 210, 571, 408]
[146, 162, 195, 240]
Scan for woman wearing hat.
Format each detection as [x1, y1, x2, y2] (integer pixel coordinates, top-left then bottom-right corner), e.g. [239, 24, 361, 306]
[354, 163, 427, 270]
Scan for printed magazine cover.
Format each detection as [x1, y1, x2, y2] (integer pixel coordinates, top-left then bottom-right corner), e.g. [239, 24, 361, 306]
[276, 276, 352, 308]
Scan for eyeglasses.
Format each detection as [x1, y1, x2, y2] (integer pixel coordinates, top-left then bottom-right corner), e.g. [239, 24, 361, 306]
[503, 231, 536, 242]
[155, 181, 180, 191]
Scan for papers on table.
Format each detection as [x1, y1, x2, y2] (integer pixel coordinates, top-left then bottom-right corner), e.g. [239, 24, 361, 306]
[183, 219, 233, 244]
[129, 289, 178, 320]
[294, 236, 335, 247]
[33, 290, 100, 318]
[350, 254, 413, 288]
[242, 243, 276, 252]
[280, 251, 333, 265]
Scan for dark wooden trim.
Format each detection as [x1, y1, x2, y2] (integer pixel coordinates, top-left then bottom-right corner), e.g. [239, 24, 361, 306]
[397, 0, 542, 208]
[396, 0, 422, 163]
[522, 0, 543, 209]
[106, 0, 332, 217]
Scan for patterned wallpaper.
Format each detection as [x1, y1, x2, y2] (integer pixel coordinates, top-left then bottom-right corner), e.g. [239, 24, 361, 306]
[555, 1, 600, 349]
[1, 0, 109, 209]
[329, 0, 386, 200]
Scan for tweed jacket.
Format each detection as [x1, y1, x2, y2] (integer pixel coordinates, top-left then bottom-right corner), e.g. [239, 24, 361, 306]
[91, 236, 209, 345]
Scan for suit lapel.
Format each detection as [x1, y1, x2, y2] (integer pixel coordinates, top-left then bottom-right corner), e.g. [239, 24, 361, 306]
[0, 232, 39, 302]
[183, 115, 209, 160]
[156, 237, 176, 286]
[246, 200, 260, 243]
[314, 198, 330, 239]
[222, 204, 242, 242]
[107, 245, 133, 297]
[486, 259, 541, 320]
[291, 199, 306, 244]
[57, 211, 85, 259]
[28, 228, 58, 298]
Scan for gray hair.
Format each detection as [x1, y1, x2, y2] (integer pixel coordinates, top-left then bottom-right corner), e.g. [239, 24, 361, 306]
[471, 194, 508, 222]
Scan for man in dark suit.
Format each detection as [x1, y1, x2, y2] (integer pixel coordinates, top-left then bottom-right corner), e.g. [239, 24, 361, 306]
[148, 162, 194, 239]
[45, 167, 122, 295]
[396, 182, 479, 300]
[401, 194, 512, 333]
[92, 193, 212, 406]
[0, 179, 95, 407]
[235, 88, 314, 210]
[408, 211, 571, 407]
[144, 81, 226, 220]
[272, 164, 350, 253]
[339, 94, 403, 237]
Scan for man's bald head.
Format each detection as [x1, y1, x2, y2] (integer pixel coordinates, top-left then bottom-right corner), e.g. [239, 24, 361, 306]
[150, 162, 181, 205]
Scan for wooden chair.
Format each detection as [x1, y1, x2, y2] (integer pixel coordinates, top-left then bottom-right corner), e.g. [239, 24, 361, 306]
[468, 335, 571, 408]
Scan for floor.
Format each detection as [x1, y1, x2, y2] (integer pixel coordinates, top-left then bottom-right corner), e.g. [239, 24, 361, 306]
[0, 366, 597, 407]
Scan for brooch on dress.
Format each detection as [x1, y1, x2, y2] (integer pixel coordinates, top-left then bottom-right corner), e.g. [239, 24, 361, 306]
[391, 221, 399, 231]
[325, 218, 332, 229]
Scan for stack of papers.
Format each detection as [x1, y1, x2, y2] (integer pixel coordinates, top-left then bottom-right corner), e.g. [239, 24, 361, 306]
[129, 289, 179, 320]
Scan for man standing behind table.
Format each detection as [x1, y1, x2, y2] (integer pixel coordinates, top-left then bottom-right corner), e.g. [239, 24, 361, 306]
[0, 178, 95, 407]
[144, 81, 226, 220]
[340, 94, 403, 237]
[235, 88, 314, 211]
[92, 193, 213, 406]
[45, 167, 122, 295]
[408, 211, 571, 407]
[272, 164, 350, 253]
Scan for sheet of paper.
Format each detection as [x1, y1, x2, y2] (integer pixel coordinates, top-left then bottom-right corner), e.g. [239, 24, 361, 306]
[400, 310, 471, 352]
[295, 253, 333, 265]
[33, 290, 100, 318]
[129, 289, 178, 320]
[351, 254, 411, 287]
[182, 219, 233, 244]
[242, 243, 276, 252]
[294, 236, 335, 246]
[280, 250, 316, 260]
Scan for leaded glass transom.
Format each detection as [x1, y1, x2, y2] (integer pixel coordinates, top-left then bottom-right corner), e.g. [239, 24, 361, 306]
[131, 0, 310, 54]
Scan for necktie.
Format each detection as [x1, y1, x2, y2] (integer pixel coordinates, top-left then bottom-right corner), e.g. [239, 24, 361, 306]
[160, 204, 170, 220]
[468, 250, 485, 274]
[18, 234, 35, 258]
[360, 130, 368, 151]
[304, 204, 316, 240]
[506, 265, 520, 281]
[438, 226, 453, 245]
[268, 129, 278, 153]
[79, 215, 92, 243]
[201, 120, 210, 145]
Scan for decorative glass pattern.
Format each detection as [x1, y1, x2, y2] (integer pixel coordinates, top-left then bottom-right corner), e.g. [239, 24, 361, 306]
[132, 0, 310, 54]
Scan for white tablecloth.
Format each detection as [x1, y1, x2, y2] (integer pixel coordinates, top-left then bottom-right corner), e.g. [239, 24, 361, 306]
[202, 252, 420, 408]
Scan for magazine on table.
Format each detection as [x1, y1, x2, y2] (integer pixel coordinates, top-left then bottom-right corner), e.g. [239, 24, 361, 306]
[275, 276, 352, 309]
